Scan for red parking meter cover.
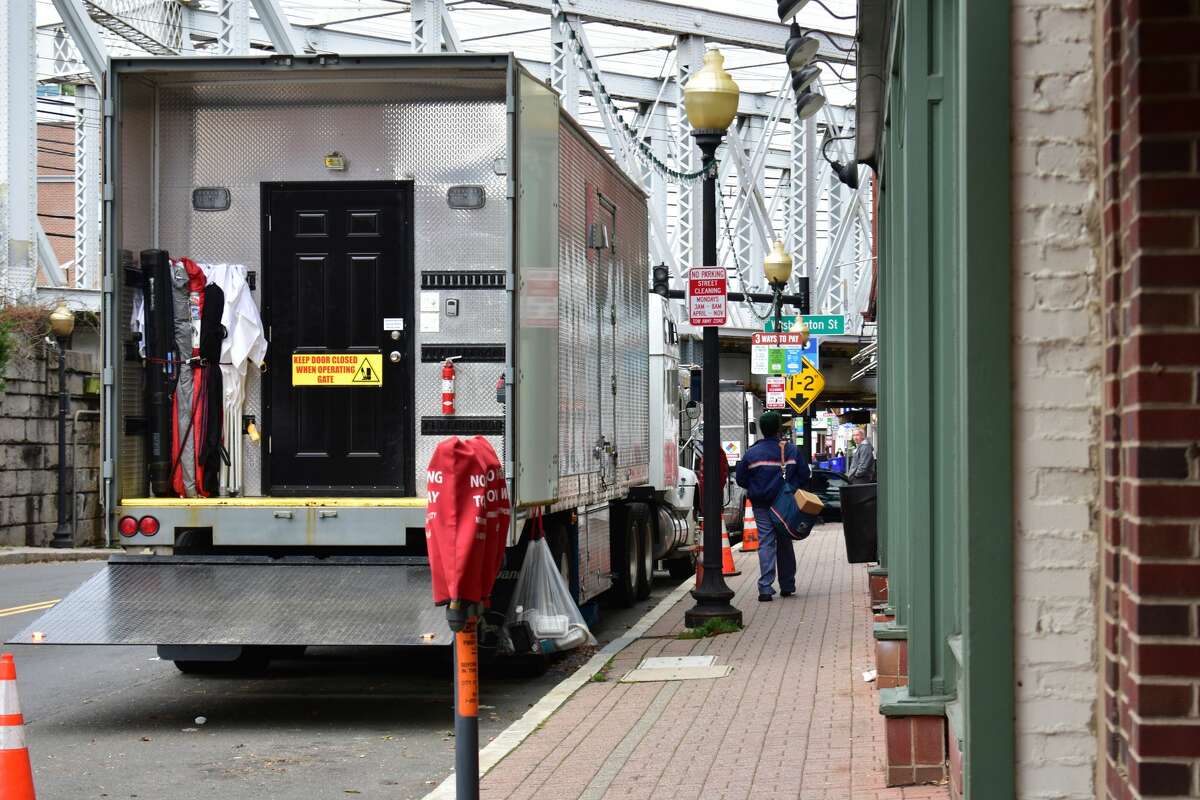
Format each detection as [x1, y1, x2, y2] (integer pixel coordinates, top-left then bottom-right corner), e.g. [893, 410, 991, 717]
[468, 436, 510, 606]
[426, 436, 502, 607]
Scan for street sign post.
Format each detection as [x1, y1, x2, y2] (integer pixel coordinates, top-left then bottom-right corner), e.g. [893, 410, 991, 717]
[786, 357, 825, 414]
[687, 267, 728, 326]
[765, 376, 786, 409]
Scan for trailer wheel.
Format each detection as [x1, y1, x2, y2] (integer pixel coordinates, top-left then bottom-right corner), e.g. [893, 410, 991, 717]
[634, 508, 653, 601]
[609, 507, 637, 608]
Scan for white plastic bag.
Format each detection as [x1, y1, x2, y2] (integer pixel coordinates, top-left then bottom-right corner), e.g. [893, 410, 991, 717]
[505, 538, 595, 654]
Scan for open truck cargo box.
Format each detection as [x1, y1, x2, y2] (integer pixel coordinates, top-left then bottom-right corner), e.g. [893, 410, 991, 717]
[7, 556, 452, 647]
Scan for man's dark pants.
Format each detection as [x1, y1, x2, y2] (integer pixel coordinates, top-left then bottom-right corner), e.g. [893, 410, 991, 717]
[751, 506, 796, 597]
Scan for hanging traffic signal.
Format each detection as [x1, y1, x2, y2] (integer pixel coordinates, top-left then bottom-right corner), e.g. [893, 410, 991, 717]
[785, 24, 820, 70]
[785, 23, 824, 121]
[651, 264, 670, 297]
[795, 90, 826, 120]
[777, 0, 811, 22]
[791, 64, 820, 97]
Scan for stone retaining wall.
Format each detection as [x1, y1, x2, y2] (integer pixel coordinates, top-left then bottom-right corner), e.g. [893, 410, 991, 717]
[0, 344, 102, 546]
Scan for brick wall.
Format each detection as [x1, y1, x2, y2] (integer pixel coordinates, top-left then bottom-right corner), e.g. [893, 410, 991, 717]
[1099, 1, 1200, 797]
[0, 344, 102, 547]
[1012, 0, 1105, 797]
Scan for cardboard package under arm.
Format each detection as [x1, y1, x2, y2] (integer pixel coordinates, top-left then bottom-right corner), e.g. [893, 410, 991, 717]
[795, 489, 825, 516]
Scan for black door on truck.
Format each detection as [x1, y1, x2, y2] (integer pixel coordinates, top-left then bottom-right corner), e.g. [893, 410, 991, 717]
[262, 182, 414, 495]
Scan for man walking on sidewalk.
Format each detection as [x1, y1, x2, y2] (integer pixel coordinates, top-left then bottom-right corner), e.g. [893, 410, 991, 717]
[734, 411, 809, 602]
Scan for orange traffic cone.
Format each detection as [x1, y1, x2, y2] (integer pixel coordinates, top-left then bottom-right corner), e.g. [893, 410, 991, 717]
[0, 653, 36, 800]
[740, 498, 759, 552]
[720, 521, 740, 577]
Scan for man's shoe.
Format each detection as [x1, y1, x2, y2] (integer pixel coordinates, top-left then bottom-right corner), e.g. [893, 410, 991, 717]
[781, 590, 795, 597]
[758, 593, 773, 602]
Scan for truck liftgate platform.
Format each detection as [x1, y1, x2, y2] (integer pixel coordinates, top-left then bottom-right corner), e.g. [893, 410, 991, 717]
[7, 556, 452, 647]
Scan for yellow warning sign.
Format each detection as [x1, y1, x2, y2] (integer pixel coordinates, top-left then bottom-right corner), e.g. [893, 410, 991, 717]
[785, 357, 825, 414]
[291, 353, 383, 387]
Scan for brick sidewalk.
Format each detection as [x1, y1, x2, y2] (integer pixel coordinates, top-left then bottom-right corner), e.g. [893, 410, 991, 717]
[480, 525, 949, 800]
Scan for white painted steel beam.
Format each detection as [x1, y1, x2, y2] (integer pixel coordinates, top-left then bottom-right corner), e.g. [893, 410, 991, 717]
[3, 0, 39, 302]
[74, 84, 101, 290]
[550, 6, 580, 116]
[674, 35, 704, 276]
[176, 8, 855, 126]
[216, 0, 251, 54]
[249, 0, 305, 54]
[83, 0, 177, 54]
[410, 0, 443, 53]
[49, 0, 110, 83]
[36, 223, 67, 287]
[476, 0, 856, 62]
[569, 20, 676, 271]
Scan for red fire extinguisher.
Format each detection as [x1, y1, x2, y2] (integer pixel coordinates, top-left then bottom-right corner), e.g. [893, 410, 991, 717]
[441, 357, 459, 415]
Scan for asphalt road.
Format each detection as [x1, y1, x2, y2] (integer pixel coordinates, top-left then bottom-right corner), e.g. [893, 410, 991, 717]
[0, 561, 678, 800]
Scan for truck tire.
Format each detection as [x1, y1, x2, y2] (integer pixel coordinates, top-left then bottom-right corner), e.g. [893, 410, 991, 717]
[172, 646, 271, 675]
[609, 506, 637, 608]
[633, 507, 653, 601]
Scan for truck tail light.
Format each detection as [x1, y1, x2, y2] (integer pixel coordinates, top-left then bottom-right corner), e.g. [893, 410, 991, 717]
[138, 516, 160, 536]
[118, 516, 138, 537]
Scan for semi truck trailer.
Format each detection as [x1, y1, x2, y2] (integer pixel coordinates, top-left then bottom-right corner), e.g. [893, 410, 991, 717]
[12, 53, 699, 670]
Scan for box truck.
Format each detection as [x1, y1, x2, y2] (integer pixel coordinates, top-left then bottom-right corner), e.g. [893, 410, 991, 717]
[13, 54, 699, 670]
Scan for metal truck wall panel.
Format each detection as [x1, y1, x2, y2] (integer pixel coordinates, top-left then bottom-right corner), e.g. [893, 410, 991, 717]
[555, 110, 650, 500]
[512, 70, 560, 506]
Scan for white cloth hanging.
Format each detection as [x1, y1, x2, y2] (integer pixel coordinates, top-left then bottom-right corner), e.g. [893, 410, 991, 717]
[197, 263, 267, 414]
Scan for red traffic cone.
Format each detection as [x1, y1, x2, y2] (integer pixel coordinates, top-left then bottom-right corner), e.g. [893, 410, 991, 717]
[740, 498, 759, 553]
[0, 654, 36, 800]
[720, 521, 740, 577]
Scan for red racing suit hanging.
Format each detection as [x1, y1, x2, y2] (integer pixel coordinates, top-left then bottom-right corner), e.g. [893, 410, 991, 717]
[169, 258, 226, 497]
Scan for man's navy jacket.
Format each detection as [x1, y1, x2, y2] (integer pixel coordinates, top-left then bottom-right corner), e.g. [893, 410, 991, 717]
[734, 436, 809, 507]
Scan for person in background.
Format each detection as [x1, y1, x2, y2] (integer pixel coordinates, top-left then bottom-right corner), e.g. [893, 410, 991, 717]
[734, 411, 810, 602]
[847, 428, 876, 484]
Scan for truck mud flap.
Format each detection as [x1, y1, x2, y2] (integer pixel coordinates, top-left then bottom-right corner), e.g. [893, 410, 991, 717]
[6, 555, 452, 647]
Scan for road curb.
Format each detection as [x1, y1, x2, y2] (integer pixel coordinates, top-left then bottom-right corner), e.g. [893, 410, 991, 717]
[0, 549, 114, 566]
[422, 575, 696, 800]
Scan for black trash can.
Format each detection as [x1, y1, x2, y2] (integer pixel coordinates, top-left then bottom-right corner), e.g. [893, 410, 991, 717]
[839, 483, 878, 564]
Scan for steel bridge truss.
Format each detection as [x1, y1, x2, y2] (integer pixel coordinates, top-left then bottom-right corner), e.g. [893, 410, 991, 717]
[15, 0, 871, 329]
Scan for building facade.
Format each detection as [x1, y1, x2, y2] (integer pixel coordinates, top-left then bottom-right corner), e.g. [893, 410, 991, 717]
[858, 0, 1200, 796]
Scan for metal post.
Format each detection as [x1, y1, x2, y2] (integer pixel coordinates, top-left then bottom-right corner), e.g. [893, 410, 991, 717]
[685, 132, 741, 630]
[798, 275, 812, 461]
[51, 342, 73, 547]
[453, 621, 480, 800]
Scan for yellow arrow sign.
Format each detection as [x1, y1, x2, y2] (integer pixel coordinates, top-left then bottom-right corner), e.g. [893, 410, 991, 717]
[785, 356, 825, 414]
